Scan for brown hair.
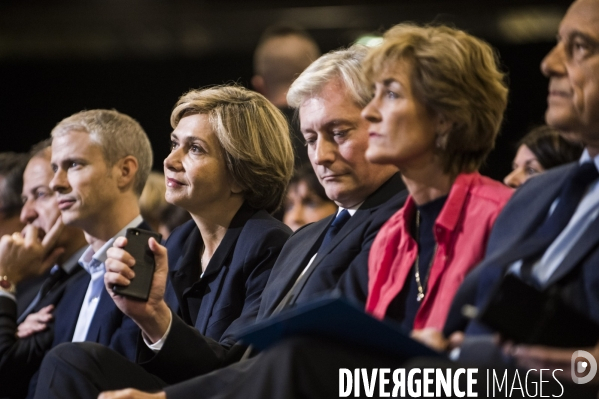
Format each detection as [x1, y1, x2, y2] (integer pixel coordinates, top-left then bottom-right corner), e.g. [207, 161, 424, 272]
[363, 24, 509, 176]
[172, 85, 294, 213]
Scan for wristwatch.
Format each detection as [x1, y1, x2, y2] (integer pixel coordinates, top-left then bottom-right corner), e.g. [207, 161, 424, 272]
[0, 276, 16, 294]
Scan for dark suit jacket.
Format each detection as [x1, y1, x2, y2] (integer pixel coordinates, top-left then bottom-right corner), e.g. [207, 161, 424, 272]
[139, 203, 292, 384]
[461, 162, 599, 336]
[0, 222, 149, 399]
[258, 173, 407, 319]
[163, 174, 407, 398]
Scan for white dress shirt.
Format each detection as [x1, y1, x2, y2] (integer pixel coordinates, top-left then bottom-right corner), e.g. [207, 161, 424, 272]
[71, 215, 143, 342]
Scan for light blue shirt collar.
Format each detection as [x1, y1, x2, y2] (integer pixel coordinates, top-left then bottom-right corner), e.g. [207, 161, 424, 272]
[579, 148, 599, 170]
[78, 215, 143, 274]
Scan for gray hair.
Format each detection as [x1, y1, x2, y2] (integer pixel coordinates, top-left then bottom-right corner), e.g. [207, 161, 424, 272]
[287, 45, 371, 109]
[51, 109, 153, 196]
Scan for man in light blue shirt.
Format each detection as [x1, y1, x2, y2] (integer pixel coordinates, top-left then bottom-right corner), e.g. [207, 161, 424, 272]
[0, 109, 153, 398]
[47, 109, 153, 349]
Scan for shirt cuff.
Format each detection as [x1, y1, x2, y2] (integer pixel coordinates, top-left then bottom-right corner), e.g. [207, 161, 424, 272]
[0, 290, 16, 302]
[142, 310, 173, 353]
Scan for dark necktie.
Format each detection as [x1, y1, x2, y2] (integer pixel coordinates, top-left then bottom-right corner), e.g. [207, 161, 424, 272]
[273, 209, 352, 313]
[17, 266, 66, 323]
[317, 209, 351, 253]
[520, 162, 599, 281]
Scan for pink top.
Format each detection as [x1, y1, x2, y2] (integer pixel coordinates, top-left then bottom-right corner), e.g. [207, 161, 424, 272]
[365, 172, 513, 330]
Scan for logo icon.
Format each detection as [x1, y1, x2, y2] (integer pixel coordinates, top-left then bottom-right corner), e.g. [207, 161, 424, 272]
[571, 350, 597, 384]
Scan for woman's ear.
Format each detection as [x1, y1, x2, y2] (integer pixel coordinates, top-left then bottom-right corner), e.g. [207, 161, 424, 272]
[115, 155, 139, 191]
[230, 179, 244, 195]
[435, 114, 454, 150]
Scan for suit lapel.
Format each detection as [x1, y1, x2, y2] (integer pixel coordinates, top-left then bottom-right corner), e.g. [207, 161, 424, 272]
[178, 202, 256, 328]
[288, 209, 373, 303]
[286, 173, 406, 304]
[260, 216, 331, 318]
[482, 167, 574, 272]
[85, 285, 114, 341]
[305, 209, 371, 276]
[200, 203, 255, 280]
[169, 227, 202, 324]
[52, 272, 89, 344]
[545, 215, 599, 286]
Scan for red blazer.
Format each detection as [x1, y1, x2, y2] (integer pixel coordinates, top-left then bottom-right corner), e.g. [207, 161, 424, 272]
[366, 172, 513, 330]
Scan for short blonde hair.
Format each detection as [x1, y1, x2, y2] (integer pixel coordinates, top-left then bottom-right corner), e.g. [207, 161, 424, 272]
[171, 85, 294, 213]
[51, 109, 153, 195]
[363, 24, 508, 175]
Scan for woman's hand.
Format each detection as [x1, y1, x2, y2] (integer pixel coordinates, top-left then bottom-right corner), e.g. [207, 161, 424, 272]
[17, 305, 54, 338]
[411, 329, 465, 352]
[105, 237, 171, 343]
[98, 388, 166, 399]
[411, 328, 449, 352]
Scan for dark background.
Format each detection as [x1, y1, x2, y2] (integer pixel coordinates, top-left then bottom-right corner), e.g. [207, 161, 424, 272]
[0, 0, 572, 181]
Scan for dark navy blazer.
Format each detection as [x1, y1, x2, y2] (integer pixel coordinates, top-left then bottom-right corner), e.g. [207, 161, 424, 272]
[139, 203, 291, 384]
[162, 174, 408, 399]
[459, 162, 599, 336]
[257, 172, 407, 319]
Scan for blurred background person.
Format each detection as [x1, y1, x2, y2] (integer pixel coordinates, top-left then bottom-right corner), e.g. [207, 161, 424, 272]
[252, 24, 321, 169]
[139, 171, 168, 232]
[503, 124, 584, 188]
[283, 164, 337, 231]
[157, 203, 191, 241]
[0, 152, 28, 237]
[140, 171, 191, 240]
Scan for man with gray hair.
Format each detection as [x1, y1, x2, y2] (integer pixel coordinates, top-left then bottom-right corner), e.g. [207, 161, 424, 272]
[34, 45, 407, 399]
[0, 109, 152, 397]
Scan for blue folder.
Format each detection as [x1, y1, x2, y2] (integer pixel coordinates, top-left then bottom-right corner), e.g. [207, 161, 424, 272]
[236, 296, 441, 358]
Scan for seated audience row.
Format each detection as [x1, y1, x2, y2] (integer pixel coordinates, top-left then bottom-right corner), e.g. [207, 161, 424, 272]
[0, 1, 596, 397]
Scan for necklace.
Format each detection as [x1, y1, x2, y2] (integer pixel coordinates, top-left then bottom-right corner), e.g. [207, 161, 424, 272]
[414, 209, 437, 302]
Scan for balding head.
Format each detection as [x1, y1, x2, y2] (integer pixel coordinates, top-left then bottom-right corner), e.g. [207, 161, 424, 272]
[541, 0, 599, 155]
[252, 26, 321, 107]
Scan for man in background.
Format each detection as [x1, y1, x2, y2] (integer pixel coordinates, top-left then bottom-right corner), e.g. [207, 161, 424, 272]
[0, 139, 88, 398]
[0, 152, 27, 237]
[252, 25, 320, 168]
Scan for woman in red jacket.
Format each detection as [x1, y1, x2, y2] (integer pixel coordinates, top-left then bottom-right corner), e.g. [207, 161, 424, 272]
[361, 24, 513, 340]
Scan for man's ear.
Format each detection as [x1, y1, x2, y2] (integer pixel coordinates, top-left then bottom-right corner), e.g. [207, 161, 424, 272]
[115, 156, 139, 191]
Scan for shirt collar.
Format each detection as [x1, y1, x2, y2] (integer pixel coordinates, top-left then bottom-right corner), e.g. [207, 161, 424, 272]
[337, 202, 363, 217]
[579, 148, 599, 171]
[60, 245, 88, 274]
[79, 215, 143, 273]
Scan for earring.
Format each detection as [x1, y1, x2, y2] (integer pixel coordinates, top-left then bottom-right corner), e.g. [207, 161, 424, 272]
[436, 133, 448, 150]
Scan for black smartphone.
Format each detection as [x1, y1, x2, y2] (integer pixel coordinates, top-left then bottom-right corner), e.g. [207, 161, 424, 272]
[112, 228, 162, 301]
